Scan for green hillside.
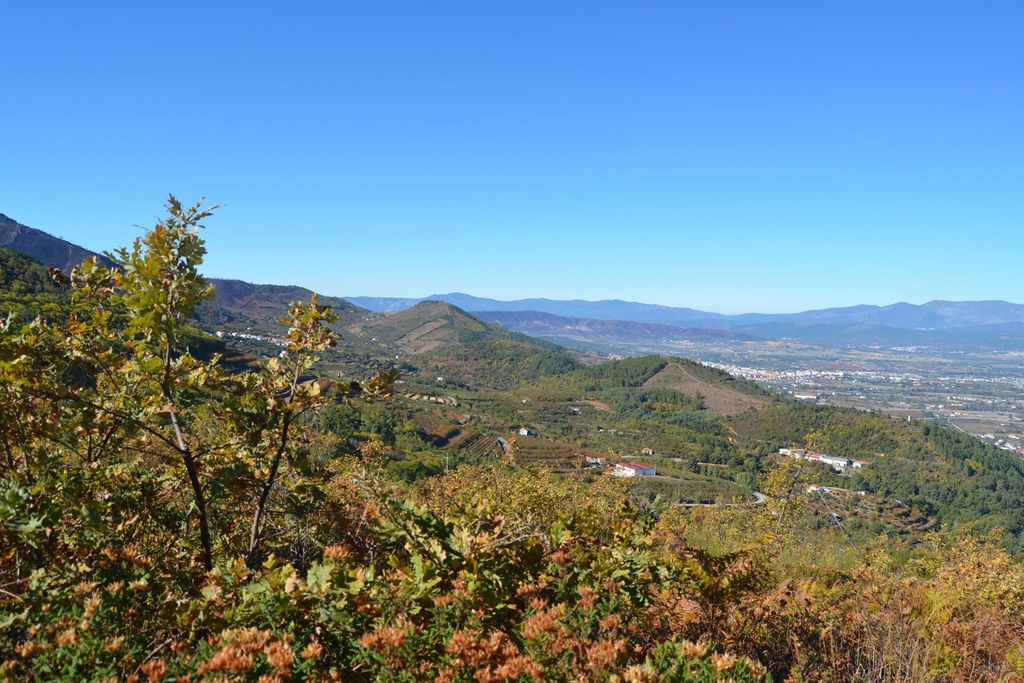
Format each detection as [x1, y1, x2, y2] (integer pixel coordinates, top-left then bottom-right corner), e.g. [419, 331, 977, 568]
[195, 277, 368, 336]
[0, 247, 69, 320]
[728, 401, 1024, 546]
[0, 245, 231, 365]
[342, 300, 504, 352]
[385, 350, 1024, 549]
[331, 300, 585, 389]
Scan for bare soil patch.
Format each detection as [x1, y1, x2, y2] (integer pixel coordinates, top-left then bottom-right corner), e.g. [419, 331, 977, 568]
[643, 362, 771, 415]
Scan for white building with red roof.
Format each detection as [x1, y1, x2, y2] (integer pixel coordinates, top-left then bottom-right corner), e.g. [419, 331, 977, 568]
[611, 462, 656, 477]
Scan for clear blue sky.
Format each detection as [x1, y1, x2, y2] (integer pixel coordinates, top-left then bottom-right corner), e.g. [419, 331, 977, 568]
[2, 2, 1022, 314]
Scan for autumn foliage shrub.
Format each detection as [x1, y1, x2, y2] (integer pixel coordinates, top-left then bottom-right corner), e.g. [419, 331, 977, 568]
[1, 468, 769, 681]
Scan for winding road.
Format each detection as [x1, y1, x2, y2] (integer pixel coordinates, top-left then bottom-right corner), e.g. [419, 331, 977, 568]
[681, 491, 768, 507]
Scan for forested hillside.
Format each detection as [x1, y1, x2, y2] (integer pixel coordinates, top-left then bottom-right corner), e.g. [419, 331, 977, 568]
[201, 278, 368, 335]
[0, 247, 69, 321]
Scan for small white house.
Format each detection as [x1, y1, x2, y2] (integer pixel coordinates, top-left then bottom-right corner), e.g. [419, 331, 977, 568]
[611, 462, 656, 477]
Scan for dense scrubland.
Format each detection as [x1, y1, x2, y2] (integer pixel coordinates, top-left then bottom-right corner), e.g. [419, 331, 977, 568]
[4, 200, 1024, 681]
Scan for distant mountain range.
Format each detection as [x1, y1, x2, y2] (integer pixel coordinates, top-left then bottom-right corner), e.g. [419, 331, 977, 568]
[475, 310, 761, 350]
[347, 293, 1024, 331]
[345, 293, 728, 326]
[4, 210, 1024, 351]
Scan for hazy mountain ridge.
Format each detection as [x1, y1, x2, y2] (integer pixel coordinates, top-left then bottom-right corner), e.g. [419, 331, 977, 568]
[348, 292, 1024, 330]
[735, 320, 1024, 350]
[347, 293, 1024, 351]
[346, 292, 725, 324]
[5, 214, 1023, 343]
[476, 309, 760, 351]
[350, 290, 1024, 331]
[768, 300, 1024, 329]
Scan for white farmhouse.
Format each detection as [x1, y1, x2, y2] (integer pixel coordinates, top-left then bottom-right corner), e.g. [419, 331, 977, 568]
[611, 462, 656, 477]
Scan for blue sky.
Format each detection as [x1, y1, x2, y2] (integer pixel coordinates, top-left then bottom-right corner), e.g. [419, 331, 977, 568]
[2, 2, 1021, 314]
